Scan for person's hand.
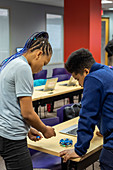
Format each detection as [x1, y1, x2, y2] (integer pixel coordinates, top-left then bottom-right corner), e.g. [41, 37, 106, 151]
[60, 149, 80, 163]
[43, 126, 56, 138]
[28, 127, 43, 142]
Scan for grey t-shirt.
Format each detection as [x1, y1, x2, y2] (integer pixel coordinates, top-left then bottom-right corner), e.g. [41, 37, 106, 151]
[0, 56, 33, 140]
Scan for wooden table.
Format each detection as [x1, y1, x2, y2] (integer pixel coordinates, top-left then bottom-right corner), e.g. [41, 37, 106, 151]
[27, 117, 103, 170]
[32, 81, 83, 113]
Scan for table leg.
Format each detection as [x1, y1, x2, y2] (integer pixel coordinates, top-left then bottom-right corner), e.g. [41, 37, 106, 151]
[61, 158, 71, 170]
[33, 101, 39, 114]
[78, 94, 81, 102]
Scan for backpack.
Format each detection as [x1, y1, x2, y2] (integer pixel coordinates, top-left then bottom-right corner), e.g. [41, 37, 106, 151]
[63, 102, 81, 121]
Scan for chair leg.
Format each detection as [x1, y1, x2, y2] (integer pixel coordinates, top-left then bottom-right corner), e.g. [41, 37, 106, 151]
[69, 96, 74, 104]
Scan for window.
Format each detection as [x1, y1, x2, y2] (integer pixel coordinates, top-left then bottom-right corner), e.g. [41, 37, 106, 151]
[0, 8, 9, 63]
[46, 14, 64, 64]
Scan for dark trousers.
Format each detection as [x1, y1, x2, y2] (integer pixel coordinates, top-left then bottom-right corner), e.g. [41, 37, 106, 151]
[99, 147, 113, 170]
[0, 136, 33, 170]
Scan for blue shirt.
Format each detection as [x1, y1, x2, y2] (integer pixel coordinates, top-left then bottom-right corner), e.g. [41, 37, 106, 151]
[75, 62, 113, 156]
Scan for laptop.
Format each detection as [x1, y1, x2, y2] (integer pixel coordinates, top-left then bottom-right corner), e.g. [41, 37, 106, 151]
[60, 76, 79, 86]
[36, 78, 58, 91]
[59, 124, 78, 136]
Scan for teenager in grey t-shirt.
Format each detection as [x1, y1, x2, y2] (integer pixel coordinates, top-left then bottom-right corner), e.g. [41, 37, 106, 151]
[0, 32, 56, 170]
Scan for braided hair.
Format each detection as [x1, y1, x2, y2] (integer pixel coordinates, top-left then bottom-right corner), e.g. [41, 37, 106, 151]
[0, 32, 52, 72]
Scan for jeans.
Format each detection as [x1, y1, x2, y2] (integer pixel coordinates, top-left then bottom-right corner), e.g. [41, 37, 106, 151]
[99, 147, 113, 170]
[0, 136, 33, 170]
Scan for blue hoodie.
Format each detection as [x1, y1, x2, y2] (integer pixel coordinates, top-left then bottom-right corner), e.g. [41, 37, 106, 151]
[75, 62, 113, 156]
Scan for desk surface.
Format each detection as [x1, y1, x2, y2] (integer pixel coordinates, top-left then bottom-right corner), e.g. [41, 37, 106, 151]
[32, 81, 83, 102]
[27, 117, 103, 162]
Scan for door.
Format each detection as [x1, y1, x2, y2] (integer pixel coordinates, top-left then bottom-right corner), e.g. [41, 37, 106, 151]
[0, 8, 10, 63]
[101, 18, 109, 65]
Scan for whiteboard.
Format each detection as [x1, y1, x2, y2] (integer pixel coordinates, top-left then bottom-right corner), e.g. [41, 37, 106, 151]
[46, 14, 64, 64]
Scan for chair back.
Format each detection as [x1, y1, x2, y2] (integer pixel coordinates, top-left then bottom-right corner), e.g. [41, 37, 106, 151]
[33, 70, 47, 80]
[32, 152, 61, 169]
[41, 117, 59, 126]
[52, 68, 71, 82]
[53, 74, 71, 82]
[57, 104, 73, 123]
[52, 68, 67, 76]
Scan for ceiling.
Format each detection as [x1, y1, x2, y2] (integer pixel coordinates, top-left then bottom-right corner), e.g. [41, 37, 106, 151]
[102, 0, 113, 10]
[14, 0, 64, 7]
[12, 0, 113, 10]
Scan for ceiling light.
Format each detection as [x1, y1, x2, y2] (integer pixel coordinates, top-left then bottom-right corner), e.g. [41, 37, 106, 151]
[102, 0, 112, 4]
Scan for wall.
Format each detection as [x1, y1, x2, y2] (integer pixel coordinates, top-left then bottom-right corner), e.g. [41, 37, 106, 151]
[64, 0, 101, 63]
[0, 0, 64, 77]
[103, 11, 113, 40]
[89, 0, 101, 62]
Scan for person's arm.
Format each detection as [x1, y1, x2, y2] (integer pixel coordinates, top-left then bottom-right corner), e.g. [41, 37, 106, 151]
[19, 96, 56, 138]
[14, 64, 56, 139]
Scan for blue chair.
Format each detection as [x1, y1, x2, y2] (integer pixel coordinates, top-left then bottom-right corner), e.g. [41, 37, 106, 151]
[52, 68, 72, 109]
[41, 117, 59, 126]
[52, 68, 69, 76]
[32, 152, 61, 170]
[53, 74, 70, 82]
[33, 69, 47, 80]
[57, 104, 73, 123]
[52, 68, 71, 82]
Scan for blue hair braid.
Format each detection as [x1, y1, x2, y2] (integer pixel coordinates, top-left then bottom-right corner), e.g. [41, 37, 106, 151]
[0, 31, 49, 72]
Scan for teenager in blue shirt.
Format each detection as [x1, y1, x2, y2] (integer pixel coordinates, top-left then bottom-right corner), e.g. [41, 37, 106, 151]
[0, 32, 56, 170]
[60, 48, 113, 170]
